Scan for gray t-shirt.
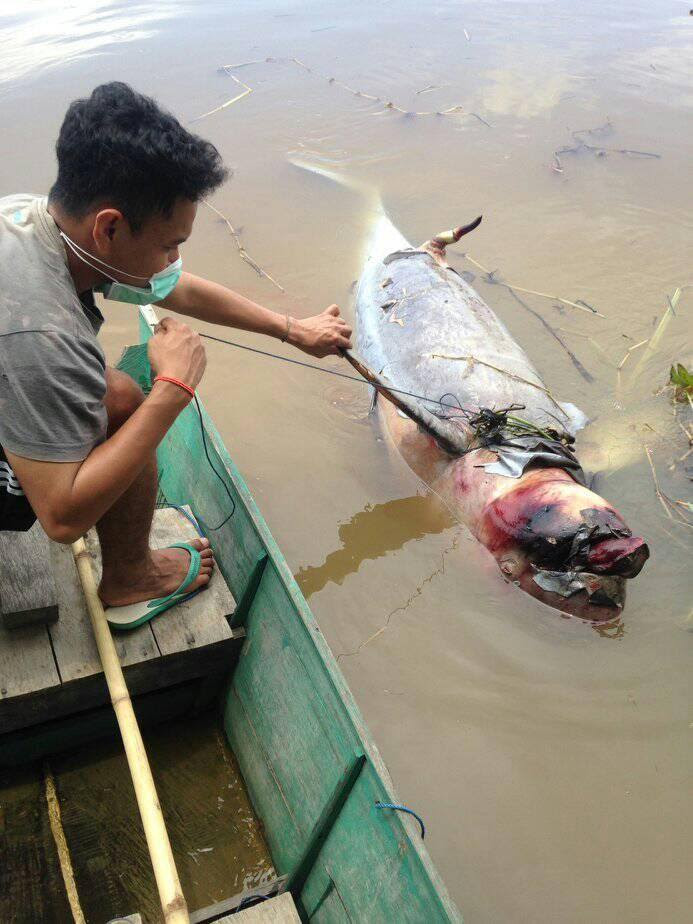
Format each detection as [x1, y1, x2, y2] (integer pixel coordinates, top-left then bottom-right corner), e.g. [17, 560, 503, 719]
[0, 194, 107, 462]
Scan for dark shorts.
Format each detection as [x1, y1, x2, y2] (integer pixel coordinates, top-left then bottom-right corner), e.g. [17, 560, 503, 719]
[0, 445, 36, 532]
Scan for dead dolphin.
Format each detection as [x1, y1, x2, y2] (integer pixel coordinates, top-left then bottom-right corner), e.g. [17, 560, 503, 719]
[291, 160, 648, 619]
[351, 208, 648, 620]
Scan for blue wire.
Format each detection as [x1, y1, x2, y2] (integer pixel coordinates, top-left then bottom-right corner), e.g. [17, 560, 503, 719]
[165, 503, 204, 537]
[375, 801, 426, 840]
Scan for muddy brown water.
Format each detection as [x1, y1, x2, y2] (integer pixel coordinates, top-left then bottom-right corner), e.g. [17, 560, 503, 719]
[1, 2, 691, 921]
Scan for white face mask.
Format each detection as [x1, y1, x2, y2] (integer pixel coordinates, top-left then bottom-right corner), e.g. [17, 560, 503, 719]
[60, 230, 182, 304]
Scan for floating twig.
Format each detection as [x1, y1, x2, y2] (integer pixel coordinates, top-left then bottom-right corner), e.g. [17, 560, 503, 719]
[191, 75, 253, 122]
[469, 111, 493, 128]
[289, 56, 490, 123]
[216, 56, 492, 126]
[429, 352, 564, 407]
[203, 200, 285, 292]
[644, 445, 674, 519]
[617, 339, 648, 370]
[461, 252, 606, 317]
[644, 446, 693, 527]
[630, 284, 692, 380]
[219, 60, 265, 71]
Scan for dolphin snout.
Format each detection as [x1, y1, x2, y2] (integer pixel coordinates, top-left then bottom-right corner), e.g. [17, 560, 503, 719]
[586, 536, 649, 578]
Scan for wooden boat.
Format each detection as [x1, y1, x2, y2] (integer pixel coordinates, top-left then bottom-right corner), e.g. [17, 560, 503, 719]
[0, 305, 462, 922]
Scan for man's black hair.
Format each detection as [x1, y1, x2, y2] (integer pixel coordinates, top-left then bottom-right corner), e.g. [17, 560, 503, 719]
[49, 82, 228, 230]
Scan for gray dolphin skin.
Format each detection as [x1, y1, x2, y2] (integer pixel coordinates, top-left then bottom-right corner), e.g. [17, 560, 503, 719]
[295, 161, 648, 619]
[354, 223, 586, 443]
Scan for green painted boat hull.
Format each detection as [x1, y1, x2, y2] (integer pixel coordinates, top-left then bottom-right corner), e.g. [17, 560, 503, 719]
[129, 307, 462, 922]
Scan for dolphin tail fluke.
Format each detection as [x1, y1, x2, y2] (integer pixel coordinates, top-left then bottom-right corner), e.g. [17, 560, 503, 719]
[288, 157, 411, 262]
[287, 157, 379, 204]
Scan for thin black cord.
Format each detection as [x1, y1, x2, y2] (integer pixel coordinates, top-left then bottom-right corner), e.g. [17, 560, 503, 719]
[193, 393, 236, 529]
[187, 335, 469, 532]
[189, 336, 471, 531]
[199, 331, 465, 412]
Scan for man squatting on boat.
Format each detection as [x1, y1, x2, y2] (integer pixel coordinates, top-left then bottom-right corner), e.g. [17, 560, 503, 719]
[0, 82, 352, 610]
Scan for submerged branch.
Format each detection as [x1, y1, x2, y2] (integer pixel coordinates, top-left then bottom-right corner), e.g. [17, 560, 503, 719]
[644, 446, 693, 528]
[191, 74, 253, 122]
[203, 200, 285, 292]
[217, 55, 491, 124]
[629, 284, 692, 381]
[550, 120, 661, 173]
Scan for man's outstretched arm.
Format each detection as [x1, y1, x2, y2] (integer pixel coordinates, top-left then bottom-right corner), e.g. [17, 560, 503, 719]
[159, 272, 352, 357]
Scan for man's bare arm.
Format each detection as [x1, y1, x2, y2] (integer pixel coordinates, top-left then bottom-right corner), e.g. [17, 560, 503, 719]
[159, 272, 352, 357]
[6, 318, 205, 543]
[7, 381, 189, 542]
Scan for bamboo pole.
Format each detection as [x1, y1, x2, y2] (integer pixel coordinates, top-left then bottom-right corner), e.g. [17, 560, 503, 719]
[71, 538, 189, 924]
[341, 350, 465, 455]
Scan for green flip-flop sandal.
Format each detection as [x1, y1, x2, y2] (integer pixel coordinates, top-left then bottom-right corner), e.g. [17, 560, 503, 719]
[106, 541, 203, 631]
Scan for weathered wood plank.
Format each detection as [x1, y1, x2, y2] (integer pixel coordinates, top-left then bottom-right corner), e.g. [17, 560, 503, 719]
[145, 506, 236, 656]
[188, 877, 288, 924]
[2, 506, 242, 737]
[0, 677, 214, 767]
[217, 892, 301, 923]
[48, 540, 158, 683]
[0, 630, 244, 738]
[0, 522, 58, 628]
[0, 621, 61, 734]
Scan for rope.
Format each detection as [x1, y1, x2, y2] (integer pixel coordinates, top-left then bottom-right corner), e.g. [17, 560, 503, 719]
[375, 801, 426, 839]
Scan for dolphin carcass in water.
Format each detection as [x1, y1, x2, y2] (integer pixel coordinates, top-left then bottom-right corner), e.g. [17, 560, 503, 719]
[350, 207, 649, 620]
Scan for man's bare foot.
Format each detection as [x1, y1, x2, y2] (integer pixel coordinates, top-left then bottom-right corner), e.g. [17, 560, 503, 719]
[98, 537, 215, 608]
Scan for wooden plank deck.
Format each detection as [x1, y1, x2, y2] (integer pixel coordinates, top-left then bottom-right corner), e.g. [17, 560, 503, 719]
[0, 508, 242, 763]
[0, 522, 58, 628]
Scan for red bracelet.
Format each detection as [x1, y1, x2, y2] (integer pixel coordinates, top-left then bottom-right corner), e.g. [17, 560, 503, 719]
[153, 375, 195, 399]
